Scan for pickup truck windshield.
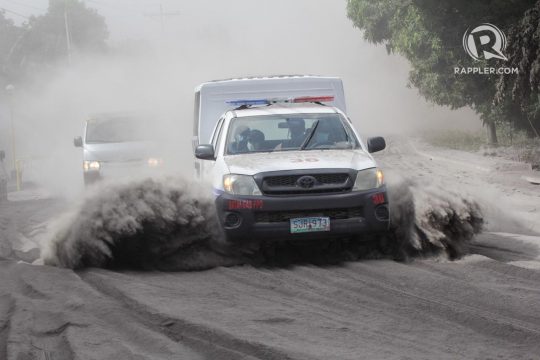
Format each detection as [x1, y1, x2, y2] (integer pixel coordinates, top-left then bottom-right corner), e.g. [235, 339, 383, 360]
[85, 117, 150, 144]
[226, 113, 359, 154]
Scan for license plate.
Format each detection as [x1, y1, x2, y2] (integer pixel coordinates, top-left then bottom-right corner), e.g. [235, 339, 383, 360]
[290, 217, 330, 233]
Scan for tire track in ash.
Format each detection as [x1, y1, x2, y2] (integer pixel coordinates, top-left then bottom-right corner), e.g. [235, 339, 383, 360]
[214, 265, 458, 359]
[0, 198, 63, 262]
[333, 262, 540, 339]
[0, 260, 212, 360]
[0, 294, 15, 360]
[79, 269, 299, 360]
[219, 263, 540, 359]
[81, 268, 398, 360]
[78, 262, 540, 360]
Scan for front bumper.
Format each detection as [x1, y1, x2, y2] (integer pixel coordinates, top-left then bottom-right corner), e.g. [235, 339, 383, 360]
[83, 162, 164, 185]
[84, 171, 101, 185]
[215, 187, 389, 241]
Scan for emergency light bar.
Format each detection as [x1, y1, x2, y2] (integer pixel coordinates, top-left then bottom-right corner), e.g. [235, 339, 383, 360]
[226, 95, 334, 107]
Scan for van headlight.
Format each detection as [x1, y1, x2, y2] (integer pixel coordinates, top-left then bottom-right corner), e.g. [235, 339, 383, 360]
[147, 158, 164, 167]
[223, 174, 261, 196]
[83, 160, 100, 172]
[352, 168, 384, 191]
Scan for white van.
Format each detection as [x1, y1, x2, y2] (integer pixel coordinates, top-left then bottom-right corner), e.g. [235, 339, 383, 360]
[194, 76, 389, 242]
[73, 112, 165, 185]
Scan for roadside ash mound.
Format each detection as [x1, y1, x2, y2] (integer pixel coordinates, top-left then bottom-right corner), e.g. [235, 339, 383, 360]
[43, 177, 483, 270]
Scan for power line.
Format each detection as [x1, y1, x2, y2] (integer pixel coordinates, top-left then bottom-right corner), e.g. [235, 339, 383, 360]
[0, 6, 29, 19]
[144, 3, 180, 34]
[64, 0, 72, 65]
[84, 0, 140, 16]
[0, 0, 46, 12]
[85, 0, 128, 11]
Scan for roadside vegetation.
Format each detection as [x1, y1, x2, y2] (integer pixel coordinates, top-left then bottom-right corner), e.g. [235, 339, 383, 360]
[347, 0, 540, 146]
[0, 0, 107, 89]
[423, 127, 540, 169]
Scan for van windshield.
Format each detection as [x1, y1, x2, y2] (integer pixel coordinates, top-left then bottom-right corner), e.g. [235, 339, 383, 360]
[226, 113, 359, 155]
[85, 117, 150, 144]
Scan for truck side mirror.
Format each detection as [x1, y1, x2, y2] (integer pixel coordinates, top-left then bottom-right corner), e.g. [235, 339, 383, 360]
[0, 150, 5, 161]
[367, 137, 386, 153]
[195, 144, 215, 160]
[74, 136, 83, 148]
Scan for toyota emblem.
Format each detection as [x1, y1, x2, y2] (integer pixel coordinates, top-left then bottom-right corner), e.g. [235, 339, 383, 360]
[297, 175, 317, 189]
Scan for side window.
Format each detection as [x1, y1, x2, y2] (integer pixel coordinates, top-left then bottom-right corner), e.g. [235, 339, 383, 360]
[193, 91, 200, 137]
[211, 117, 225, 150]
[341, 120, 360, 148]
[215, 122, 227, 153]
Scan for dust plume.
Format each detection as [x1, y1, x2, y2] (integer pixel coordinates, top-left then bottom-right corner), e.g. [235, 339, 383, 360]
[43, 175, 483, 270]
[1, 0, 484, 201]
[384, 177, 484, 260]
[42, 177, 241, 270]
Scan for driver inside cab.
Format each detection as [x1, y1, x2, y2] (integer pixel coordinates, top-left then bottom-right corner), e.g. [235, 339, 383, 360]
[228, 125, 251, 153]
[304, 117, 348, 149]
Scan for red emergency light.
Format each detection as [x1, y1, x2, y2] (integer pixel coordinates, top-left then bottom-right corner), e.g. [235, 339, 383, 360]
[293, 96, 335, 103]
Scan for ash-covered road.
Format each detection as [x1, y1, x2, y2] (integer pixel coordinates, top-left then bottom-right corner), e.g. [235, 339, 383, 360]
[1, 139, 540, 360]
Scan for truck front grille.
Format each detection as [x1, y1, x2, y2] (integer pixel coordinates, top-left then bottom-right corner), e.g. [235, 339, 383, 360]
[254, 207, 363, 223]
[262, 173, 352, 195]
[265, 173, 349, 187]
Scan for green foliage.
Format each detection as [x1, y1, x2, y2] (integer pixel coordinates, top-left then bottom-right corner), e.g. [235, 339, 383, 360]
[495, 120, 533, 146]
[496, 2, 540, 137]
[0, 0, 108, 85]
[0, 11, 23, 87]
[423, 125, 536, 154]
[346, 0, 538, 138]
[423, 129, 486, 151]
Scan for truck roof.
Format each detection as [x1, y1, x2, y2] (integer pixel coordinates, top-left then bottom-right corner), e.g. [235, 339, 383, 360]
[194, 75, 336, 91]
[230, 103, 338, 118]
[194, 75, 346, 145]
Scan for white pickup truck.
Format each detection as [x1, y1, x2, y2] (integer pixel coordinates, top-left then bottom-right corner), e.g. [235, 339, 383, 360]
[193, 76, 388, 242]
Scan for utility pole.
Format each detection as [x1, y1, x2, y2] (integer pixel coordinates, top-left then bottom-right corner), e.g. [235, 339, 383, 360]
[144, 4, 180, 37]
[5, 84, 20, 191]
[64, 0, 72, 64]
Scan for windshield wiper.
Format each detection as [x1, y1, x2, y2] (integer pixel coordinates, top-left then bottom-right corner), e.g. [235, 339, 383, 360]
[300, 120, 319, 150]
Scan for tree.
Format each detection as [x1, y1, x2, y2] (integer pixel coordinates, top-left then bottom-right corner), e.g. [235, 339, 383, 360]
[347, 0, 538, 144]
[496, 2, 540, 137]
[5, 0, 108, 83]
[0, 10, 23, 88]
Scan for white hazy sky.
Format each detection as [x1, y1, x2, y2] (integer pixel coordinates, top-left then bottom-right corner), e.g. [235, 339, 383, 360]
[0, 0, 485, 196]
[0, 0, 482, 135]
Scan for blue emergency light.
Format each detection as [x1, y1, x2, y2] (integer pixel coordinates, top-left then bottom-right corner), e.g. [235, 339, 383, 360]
[226, 99, 270, 106]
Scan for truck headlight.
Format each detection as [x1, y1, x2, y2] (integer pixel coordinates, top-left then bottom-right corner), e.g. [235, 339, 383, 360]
[223, 174, 261, 196]
[352, 168, 384, 191]
[83, 160, 100, 172]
